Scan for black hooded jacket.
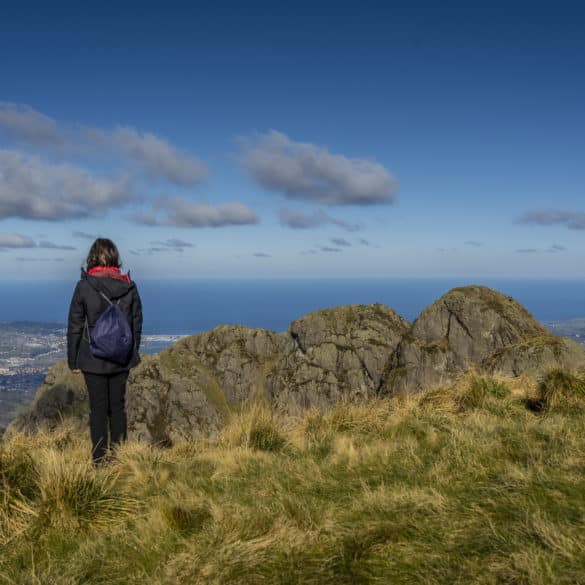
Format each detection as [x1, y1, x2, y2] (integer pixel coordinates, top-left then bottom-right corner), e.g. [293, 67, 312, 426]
[67, 270, 143, 374]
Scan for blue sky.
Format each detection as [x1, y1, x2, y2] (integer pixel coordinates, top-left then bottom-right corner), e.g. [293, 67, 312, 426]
[0, 0, 584, 279]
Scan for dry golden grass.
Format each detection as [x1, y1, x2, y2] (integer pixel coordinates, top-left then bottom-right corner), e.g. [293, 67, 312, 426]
[2, 371, 585, 584]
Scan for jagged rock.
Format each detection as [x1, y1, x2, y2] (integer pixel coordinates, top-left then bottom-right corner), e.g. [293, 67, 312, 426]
[266, 304, 410, 415]
[381, 285, 560, 394]
[126, 326, 286, 444]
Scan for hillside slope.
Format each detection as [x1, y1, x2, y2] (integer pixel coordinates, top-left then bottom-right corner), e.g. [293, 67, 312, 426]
[5, 286, 585, 444]
[2, 370, 585, 584]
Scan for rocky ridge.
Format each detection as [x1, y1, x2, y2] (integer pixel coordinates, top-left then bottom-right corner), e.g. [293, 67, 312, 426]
[6, 286, 585, 444]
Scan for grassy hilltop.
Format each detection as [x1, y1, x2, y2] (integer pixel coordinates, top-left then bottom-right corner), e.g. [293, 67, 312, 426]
[2, 369, 585, 585]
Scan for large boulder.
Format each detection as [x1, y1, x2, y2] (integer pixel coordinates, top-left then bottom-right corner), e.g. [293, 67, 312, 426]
[126, 325, 286, 444]
[266, 304, 409, 415]
[382, 285, 564, 394]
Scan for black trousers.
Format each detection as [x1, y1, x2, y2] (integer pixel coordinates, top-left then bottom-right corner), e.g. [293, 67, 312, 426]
[83, 371, 129, 463]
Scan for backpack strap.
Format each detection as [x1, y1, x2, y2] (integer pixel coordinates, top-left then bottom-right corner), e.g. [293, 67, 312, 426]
[85, 276, 127, 305]
[98, 290, 115, 305]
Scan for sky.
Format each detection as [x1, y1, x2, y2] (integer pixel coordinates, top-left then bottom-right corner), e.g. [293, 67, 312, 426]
[0, 0, 584, 279]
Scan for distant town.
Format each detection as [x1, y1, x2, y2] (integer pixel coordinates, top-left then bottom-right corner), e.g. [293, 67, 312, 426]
[544, 319, 585, 343]
[0, 322, 186, 433]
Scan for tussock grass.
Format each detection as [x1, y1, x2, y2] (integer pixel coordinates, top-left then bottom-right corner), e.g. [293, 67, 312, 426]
[219, 400, 287, 452]
[535, 369, 585, 414]
[2, 372, 585, 584]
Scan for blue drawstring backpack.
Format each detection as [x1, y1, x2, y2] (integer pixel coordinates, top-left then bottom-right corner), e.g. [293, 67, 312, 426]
[85, 290, 133, 364]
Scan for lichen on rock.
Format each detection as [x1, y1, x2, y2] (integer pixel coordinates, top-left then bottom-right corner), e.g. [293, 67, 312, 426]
[266, 303, 410, 415]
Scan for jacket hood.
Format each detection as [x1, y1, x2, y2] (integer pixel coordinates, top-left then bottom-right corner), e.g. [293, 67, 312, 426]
[81, 269, 136, 300]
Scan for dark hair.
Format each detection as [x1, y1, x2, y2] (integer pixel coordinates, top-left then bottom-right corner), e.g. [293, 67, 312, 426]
[86, 238, 122, 271]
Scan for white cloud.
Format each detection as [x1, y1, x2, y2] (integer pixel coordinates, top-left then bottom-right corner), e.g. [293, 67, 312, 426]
[0, 103, 207, 188]
[37, 241, 76, 250]
[157, 238, 195, 248]
[0, 233, 36, 248]
[150, 238, 195, 251]
[0, 232, 75, 250]
[278, 208, 361, 231]
[129, 197, 258, 228]
[161, 198, 258, 227]
[0, 102, 63, 146]
[0, 150, 133, 220]
[518, 210, 585, 230]
[89, 126, 207, 187]
[331, 237, 351, 247]
[240, 130, 398, 205]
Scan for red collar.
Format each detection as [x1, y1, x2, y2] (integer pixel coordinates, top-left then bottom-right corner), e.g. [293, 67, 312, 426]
[88, 266, 131, 283]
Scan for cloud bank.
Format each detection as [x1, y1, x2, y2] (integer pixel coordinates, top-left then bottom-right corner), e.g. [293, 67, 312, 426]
[0, 102, 63, 146]
[240, 130, 397, 206]
[88, 126, 207, 187]
[130, 197, 258, 228]
[0, 233, 36, 248]
[0, 103, 207, 189]
[0, 232, 76, 250]
[0, 150, 133, 220]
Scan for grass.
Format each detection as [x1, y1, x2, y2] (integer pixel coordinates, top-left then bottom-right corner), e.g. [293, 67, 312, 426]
[1, 371, 585, 584]
[533, 369, 585, 414]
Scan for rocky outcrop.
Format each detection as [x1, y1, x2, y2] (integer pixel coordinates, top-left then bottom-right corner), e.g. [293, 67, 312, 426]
[380, 285, 585, 394]
[126, 326, 287, 444]
[5, 304, 408, 442]
[266, 304, 409, 416]
[6, 286, 585, 443]
[483, 336, 585, 377]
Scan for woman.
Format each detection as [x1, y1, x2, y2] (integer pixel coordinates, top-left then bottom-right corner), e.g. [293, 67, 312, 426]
[67, 238, 143, 466]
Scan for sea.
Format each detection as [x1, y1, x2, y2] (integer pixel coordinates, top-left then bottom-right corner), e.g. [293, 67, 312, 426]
[3, 278, 585, 334]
